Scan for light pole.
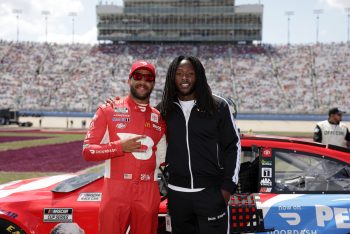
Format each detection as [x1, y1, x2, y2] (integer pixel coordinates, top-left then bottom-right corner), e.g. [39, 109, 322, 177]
[285, 11, 294, 45]
[313, 9, 323, 44]
[69, 12, 77, 44]
[345, 8, 350, 43]
[41, 10, 50, 43]
[12, 9, 22, 42]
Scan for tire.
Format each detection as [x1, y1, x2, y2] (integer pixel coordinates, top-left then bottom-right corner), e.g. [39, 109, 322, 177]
[0, 218, 26, 234]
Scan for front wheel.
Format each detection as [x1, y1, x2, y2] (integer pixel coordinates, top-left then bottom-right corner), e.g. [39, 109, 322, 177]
[0, 218, 27, 234]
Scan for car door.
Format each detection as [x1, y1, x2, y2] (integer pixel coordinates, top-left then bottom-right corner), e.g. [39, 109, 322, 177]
[257, 147, 350, 234]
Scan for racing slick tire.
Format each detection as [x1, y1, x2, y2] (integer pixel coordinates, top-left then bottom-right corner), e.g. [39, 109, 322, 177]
[0, 218, 26, 234]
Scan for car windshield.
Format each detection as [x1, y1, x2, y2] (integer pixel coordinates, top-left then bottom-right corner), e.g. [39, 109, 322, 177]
[52, 170, 104, 193]
[274, 150, 350, 192]
[52, 167, 168, 194]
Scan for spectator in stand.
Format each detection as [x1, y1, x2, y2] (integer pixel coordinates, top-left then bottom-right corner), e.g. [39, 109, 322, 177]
[1, 41, 349, 114]
[81, 120, 86, 128]
[314, 107, 350, 148]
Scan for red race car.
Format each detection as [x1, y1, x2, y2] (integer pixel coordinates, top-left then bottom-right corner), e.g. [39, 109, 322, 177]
[1, 134, 350, 234]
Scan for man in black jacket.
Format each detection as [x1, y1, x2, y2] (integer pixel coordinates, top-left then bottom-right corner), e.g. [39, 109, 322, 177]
[158, 55, 241, 234]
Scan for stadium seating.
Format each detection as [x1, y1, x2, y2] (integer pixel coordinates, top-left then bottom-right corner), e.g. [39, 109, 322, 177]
[0, 40, 349, 113]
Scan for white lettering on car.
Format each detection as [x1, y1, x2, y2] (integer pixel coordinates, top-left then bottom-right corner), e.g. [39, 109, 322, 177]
[316, 205, 350, 228]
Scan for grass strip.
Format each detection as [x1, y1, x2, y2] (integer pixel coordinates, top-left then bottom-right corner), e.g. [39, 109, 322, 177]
[0, 133, 84, 151]
[0, 171, 61, 184]
[0, 164, 104, 184]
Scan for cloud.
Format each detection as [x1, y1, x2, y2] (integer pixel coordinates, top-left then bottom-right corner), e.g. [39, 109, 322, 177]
[323, 0, 350, 9]
[37, 26, 97, 44]
[30, 0, 83, 18]
[0, 0, 87, 43]
[78, 27, 98, 44]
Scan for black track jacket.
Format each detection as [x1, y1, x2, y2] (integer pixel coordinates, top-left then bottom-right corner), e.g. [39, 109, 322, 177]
[165, 96, 241, 194]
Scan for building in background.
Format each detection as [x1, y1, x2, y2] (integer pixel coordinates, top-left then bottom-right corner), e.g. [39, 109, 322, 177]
[96, 0, 263, 43]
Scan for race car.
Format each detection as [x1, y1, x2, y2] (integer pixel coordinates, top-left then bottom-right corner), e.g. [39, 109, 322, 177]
[1, 134, 350, 234]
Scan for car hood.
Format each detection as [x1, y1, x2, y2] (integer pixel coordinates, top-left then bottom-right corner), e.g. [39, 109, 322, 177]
[0, 174, 76, 202]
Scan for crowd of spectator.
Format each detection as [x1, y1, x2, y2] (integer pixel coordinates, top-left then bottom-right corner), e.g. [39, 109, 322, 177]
[0, 40, 349, 114]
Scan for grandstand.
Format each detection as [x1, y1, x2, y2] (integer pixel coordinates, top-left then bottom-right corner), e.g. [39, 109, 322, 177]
[96, 0, 262, 43]
[0, 41, 349, 114]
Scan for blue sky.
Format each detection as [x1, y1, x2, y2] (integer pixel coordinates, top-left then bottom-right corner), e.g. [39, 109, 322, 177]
[0, 0, 349, 44]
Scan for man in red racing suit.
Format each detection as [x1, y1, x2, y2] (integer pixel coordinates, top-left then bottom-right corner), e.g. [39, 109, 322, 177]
[82, 60, 166, 234]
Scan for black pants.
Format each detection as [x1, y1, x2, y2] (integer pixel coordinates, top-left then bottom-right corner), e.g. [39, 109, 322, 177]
[168, 187, 229, 234]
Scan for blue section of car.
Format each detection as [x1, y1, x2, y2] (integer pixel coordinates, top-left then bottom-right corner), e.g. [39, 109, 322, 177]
[259, 194, 350, 234]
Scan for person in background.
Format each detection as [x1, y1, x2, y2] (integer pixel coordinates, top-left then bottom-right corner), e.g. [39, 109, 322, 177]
[82, 60, 166, 234]
[158, 55, 241, 234]
[314, 107, 350, 148]
[81, 120, 86, 128]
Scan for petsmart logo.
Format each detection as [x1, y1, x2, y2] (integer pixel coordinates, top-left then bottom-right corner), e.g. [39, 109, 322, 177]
[316, 205, 350, 228]
[263, 194, 350, 234]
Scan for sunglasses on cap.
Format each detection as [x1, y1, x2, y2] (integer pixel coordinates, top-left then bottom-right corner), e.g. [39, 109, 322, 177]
[131, 73, 155, 82]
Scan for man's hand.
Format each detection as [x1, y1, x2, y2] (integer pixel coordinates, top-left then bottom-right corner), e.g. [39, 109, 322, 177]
[105, 96, 121, 107]
[120, 135, 146, 152]
[221, 189, 231, 205]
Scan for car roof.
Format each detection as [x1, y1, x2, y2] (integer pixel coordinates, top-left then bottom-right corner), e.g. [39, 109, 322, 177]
[241, 134, 350, 164]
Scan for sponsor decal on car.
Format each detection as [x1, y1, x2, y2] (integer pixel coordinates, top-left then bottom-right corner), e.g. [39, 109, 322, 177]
[262, 194, 350, 233]
[316, 205, 350, 228]
[43, 208, 73, 223]
[261, 159, 272, 166]
[0, 208, 18, 219]
[278, 212, 301, 225]
[262, 168, 272, 178]
[77, 192, 102, 202]
[267, 229, 317, 233]
[260, 178, 272, 186]
[262, 148, 272, 158]
[260, 187, 272, 193]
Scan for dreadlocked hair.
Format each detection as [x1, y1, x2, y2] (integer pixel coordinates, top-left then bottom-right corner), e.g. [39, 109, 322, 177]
[159, 55, 217, 119]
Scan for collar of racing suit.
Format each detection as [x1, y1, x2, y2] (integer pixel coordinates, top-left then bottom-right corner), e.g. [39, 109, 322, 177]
[126, 95, 152, 113]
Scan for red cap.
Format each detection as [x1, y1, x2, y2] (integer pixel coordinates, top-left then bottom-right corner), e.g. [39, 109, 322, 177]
[129, 60, 156, 79]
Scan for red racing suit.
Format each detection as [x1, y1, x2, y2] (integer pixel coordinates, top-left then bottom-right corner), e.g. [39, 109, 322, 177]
[82, 95, 166, 234]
